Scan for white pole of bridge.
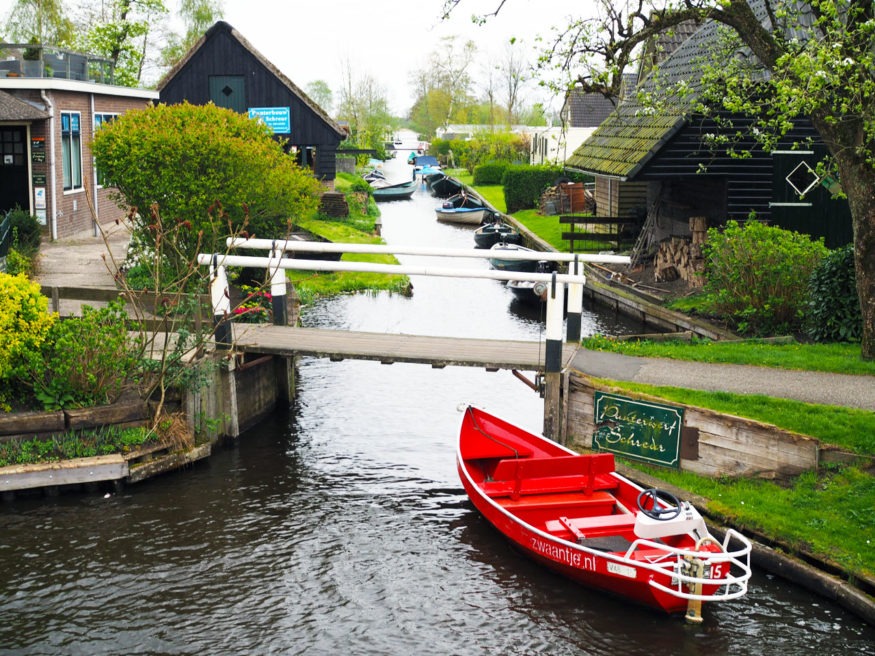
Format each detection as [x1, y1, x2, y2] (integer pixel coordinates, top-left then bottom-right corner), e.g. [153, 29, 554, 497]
[566, 254, 583, 343]
[269, 242, 288, 326]
[543, 272, 565, 440]
[209, 254, 232, 349]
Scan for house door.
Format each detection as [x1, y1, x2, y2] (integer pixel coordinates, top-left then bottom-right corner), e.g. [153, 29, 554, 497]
[0, 126, 30, 215]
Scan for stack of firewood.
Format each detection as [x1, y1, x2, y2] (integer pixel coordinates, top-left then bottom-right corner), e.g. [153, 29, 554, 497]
[654, 216, 708, 286]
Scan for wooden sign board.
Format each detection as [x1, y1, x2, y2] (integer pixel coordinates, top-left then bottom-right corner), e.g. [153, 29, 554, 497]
[593, 392, 684, 468]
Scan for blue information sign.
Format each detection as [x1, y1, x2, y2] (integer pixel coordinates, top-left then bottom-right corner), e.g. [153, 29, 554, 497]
[248, 107, 291, 134]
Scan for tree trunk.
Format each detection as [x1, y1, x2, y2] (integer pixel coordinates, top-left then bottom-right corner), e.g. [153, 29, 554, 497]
[833, 153, 875, 360]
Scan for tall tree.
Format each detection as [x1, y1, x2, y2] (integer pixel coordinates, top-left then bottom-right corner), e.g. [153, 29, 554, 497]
[498, 39, 527, 125]
[160, 0, 223, 67]
[446, 0, 875, 359]
[337, 59, 393, 159]
[3, 0, 75, 46]
[305, 80, 334, 115]
[79, 0, 169, 87]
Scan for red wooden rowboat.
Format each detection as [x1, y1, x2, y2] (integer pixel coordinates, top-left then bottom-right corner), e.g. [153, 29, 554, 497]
[457, 405, 752, 621]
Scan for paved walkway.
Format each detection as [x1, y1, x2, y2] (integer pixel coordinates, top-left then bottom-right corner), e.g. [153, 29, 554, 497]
[33, 224, 874, 411]
[572, 348, 874, 411]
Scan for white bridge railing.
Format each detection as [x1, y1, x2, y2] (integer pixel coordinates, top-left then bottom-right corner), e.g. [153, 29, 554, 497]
[197, 238, 631, 370]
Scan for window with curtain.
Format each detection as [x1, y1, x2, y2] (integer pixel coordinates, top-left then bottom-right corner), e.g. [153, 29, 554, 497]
[61, 112, 82, 191]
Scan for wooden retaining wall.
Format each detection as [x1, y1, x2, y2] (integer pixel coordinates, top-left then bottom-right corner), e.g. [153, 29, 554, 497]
[564, 372, 820, 479]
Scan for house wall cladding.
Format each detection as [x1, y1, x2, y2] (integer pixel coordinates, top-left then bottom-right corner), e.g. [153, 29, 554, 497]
[594, 178, 647, 218]
[635, 113, 852, 246]
[159, 27, 342, 181]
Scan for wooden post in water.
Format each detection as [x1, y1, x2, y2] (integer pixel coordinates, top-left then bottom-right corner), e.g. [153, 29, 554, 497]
[543, 272, 565, 440]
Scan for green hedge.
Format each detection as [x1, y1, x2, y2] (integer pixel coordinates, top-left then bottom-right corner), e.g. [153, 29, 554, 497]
[805, 244, 862, 343]
[473, 161, 510, 185]
[502, 165, 565, 213]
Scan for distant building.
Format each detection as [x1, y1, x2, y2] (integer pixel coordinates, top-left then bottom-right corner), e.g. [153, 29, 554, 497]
[158, 21, 345, 184]
[531, 90, 616, 165]
[0, 43, 156, 239]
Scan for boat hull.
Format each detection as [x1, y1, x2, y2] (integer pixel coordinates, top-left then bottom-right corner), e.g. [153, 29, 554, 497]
[457, 406, 752, 617]
[435, 207, 487, 225]
[473, 223, 522, 249]
[373, 180, 418, 202]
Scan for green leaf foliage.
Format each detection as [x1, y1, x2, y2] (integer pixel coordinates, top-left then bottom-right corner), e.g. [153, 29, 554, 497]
[502, 165, 565, 213]
[702, 220, 828, 335]
[805, 245, 862, 343]
[91, 102, 323, 271]
[472, 161, 510, 185]
[0, 273, 56, 411]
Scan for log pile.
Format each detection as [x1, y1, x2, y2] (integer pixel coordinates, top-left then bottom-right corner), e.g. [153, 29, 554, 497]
[654, 216, 708, 286]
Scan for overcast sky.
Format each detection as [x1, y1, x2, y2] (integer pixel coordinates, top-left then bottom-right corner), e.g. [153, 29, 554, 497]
[0, 0, 578, 115]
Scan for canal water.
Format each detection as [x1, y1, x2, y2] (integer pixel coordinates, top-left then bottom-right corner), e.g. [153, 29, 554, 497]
[2, 156, 874, 654]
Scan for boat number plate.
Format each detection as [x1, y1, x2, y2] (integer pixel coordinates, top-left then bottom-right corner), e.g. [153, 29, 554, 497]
[607, 562, 637, 579]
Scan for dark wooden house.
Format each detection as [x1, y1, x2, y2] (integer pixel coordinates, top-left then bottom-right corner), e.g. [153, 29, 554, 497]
[566, 10, 853, 252]
[158, 21, 346, 183]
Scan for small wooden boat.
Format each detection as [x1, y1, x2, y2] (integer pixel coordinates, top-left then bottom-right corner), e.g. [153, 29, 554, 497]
[457, 406, 752, 620]
[427, 174, 464, 198]
[372, 179, 418, 202]
[473, 221, 522, 249]
[435, 192, 489, 225]
[488, 242, 543, 272]
[435, 205, 487, 224]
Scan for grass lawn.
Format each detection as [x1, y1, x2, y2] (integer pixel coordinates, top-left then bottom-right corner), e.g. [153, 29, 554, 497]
[458, 173, 875, 583]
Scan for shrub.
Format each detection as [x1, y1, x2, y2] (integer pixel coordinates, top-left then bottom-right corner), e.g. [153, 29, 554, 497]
[473, 161, 510, 185]
[0, 273, 56, 410]
[702, 220, 828, 335]
[805, 244, 862, 343]
[502, 164, 565, 213]
[29, 300, 139, 410]
[5, 208, 41, 255]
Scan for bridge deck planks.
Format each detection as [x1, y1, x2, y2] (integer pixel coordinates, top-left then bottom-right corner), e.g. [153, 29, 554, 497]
[233, 325, 578, 371]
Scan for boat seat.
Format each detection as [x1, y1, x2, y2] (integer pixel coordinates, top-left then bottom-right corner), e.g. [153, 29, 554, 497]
[486, 453, 618, 497]
[545, 513, 637, 535]
[497, 491, 617, 515]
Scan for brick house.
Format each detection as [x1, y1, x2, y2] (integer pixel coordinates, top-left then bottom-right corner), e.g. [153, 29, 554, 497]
[0, 44, 157, 239]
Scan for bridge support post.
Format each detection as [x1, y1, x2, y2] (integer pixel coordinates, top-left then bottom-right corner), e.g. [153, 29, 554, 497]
[209, 255, 232, 349]
[566, 255, 584, 343]
[270, 243, 288, 327]
[543, 273, 565, 440]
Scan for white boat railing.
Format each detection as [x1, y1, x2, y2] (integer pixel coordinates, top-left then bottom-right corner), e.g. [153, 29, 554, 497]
[612, 528, 753, 601]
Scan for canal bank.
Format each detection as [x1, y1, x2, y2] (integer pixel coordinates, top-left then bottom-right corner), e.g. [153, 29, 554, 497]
[12, 183, 875, 624]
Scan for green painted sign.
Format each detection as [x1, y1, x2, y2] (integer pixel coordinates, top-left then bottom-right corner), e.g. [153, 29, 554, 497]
[593, 392, 684, 468]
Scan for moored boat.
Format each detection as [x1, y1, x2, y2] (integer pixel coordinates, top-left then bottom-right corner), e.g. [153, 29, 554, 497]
[488, 242, 543, 272]
[473, 221, 522, 249]
[372, 179, 419, 202]
[427, 174, 465, 198]
[435, 205, 488, 225]
[456, 405, 752, 620]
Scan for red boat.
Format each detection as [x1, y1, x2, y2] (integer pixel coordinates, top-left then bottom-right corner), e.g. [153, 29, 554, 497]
[457, 405, 752, 621]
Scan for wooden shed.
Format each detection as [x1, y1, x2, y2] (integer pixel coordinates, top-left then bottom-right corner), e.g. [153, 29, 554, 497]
[158, 21, 346, 183]
[566, 11, 853, 252]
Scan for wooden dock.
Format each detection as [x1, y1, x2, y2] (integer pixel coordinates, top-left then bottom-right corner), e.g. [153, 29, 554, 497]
[233, 325, 579, 371]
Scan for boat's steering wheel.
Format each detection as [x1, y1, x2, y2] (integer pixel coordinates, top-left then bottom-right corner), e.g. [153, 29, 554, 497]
[636, 488, 682, 521]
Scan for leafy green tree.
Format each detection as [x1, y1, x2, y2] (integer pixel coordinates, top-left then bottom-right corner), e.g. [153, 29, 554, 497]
[160, 0, 223, 67]
[91, 102, 322, 278]
[78, 0, 168, 87]
[446, 0, 875, 359]
[305, 80, 334, 115]
[2, 0, 75, 46]
[336, 61, 394, 160]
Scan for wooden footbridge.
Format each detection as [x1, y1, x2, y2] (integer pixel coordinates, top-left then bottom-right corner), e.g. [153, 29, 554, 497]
[232, 325, 580, 371]
[200, 239, 630, 437]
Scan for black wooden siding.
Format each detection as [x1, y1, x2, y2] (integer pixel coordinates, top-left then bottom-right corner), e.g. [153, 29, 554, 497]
[159, 24, 343, 181]
[635, 114, 852, 247]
